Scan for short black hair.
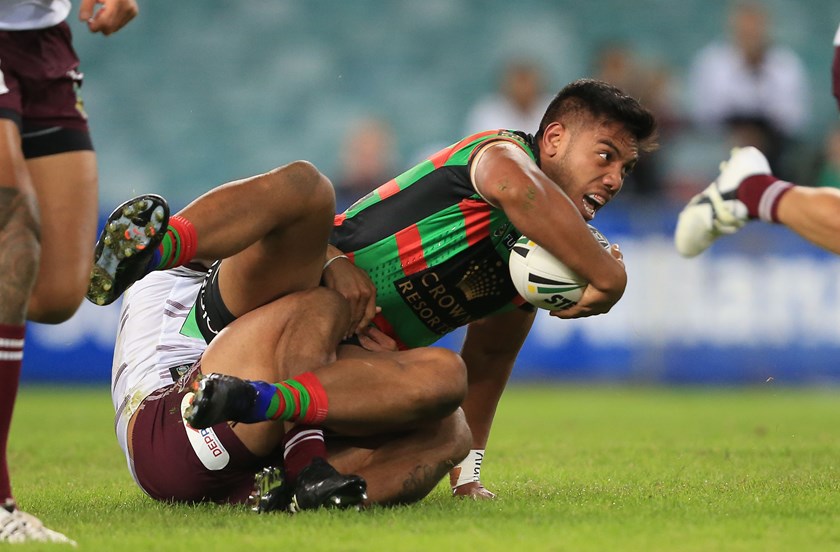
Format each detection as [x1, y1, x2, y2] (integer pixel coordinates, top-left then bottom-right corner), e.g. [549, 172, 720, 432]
[536, 78, 658, 152]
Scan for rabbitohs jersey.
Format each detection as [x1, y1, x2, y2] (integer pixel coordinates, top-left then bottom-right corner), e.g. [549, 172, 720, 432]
[331, 129, 538, 349]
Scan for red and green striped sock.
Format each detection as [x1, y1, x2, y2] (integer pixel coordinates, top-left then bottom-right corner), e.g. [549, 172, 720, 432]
[250, 372, 329, 425]
[148, 215, 198, 271]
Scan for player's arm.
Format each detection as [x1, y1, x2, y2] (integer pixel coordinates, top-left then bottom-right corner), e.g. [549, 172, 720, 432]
[321, 244, 378, 338]
[473, 141, 626, 318]
[450, 307, 536, 499]
[776, 186, 840, 255]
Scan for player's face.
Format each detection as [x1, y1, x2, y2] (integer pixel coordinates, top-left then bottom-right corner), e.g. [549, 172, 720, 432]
[542, 119, 639, 221]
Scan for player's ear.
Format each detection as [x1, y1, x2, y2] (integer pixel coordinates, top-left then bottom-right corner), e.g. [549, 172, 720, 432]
[541, 121, 567, 156]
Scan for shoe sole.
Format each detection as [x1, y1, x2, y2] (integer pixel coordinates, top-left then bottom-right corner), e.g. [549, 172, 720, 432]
[87, 195, 169, 305]
[289, 482, 368, 513]
[183, 375, 219, 429]
[249, 467, 367, 514]
[249, 466, 291, 513]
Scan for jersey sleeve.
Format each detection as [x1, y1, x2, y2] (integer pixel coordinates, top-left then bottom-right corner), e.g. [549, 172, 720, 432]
[467, 130, 537, 207]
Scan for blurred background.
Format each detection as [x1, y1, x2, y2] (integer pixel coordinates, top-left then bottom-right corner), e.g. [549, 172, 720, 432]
[23, 0, 840, 385]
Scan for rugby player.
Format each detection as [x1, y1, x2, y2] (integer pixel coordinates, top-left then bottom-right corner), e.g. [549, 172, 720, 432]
[102, 164, 470, 510]
[90, 78, 657, 504]
[675, 22, 840, 258]
[0, 0, 138, 543]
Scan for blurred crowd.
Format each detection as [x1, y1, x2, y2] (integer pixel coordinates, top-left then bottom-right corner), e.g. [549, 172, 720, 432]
[331, 1, 837, 211]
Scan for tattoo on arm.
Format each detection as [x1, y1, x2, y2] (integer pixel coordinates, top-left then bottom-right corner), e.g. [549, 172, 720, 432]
[522, 184, 537, 211]
[495, 179, 537, 212]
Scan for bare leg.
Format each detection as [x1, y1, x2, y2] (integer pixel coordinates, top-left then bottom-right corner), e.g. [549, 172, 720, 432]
[177, 160, 336, 314]
[0, 118, 39, 531]
[0, 120, 39, 505]
[328, 410, 471, 506]
[26, 150, 97, 323]
[198, 287, 468, 456]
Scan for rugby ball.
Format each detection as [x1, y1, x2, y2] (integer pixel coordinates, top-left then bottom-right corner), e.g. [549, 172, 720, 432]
[508, 225, 611, 310]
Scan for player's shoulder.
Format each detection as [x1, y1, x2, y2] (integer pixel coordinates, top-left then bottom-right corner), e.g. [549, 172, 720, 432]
[469, 130, 536, 160]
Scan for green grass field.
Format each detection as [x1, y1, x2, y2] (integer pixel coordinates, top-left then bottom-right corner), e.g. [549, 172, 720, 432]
[8, 384, 840, 551]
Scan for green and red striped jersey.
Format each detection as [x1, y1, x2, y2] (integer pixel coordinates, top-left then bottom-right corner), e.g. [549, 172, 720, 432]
[331, 129, 537, 349]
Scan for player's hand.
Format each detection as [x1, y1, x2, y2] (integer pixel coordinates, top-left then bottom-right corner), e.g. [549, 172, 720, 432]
[356, 326, 399, 352]
[550, 244, 625, 319]
[79, 0, 139, 36]
[321, 251, 378, 338]
[452, 481, 496, 500]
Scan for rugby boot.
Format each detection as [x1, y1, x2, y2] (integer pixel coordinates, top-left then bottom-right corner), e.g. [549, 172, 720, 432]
[674, 147, 770, 257]
[249, 459, 367, 513]
[87, 194, 169, 305]
[183, 373, 258, 429]
[248, 466, 293, 513]
[0, 504, 76, 545]
[289, 457, 367, 512]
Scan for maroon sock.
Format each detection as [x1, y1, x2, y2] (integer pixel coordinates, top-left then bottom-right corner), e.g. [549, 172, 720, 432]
[0, 324, 25, 503]
[736, 174, 794, 222]
[282, 425, 327, 484]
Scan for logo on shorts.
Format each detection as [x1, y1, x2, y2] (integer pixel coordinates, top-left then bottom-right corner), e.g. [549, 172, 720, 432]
[68, 70, 88, 120]
[180, 393, 230, 471]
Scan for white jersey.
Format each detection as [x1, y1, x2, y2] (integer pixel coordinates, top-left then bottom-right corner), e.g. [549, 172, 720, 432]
[0, 0, 71, 30]
[111, 266, 209, 462]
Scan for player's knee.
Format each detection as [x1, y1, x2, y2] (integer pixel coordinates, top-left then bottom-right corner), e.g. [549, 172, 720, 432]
[28, 256, 90, 323]
[268, 160, 335, 215]
[27, 284, 85, 324]
[411, 348, 468, 417]
[284, 287, 350, 342]
[0, 184, 40, 251]
[293, 287, 349, 319]
[0, 187, 41, 315]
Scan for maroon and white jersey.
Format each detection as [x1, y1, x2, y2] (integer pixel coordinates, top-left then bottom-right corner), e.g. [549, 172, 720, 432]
[0, 0, 70, 30]
[111, 267, 208, 467]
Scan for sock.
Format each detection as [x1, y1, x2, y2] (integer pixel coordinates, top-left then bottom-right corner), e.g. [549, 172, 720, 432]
[283, 425, 327, 484]
[248, 372, 329, 425]
[0, 324, 25, 503]
[736, 174, 794, 223]
[148, 215, 198, 271]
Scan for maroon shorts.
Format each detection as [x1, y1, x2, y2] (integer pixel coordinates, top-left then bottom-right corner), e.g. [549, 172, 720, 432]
[0, 22, 93, 157]
[130, 363, 284, 504]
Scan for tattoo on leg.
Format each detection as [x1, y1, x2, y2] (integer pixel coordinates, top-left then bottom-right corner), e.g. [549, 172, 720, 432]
[399, 461, 449, 503]
[0, 188, 40, 324]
